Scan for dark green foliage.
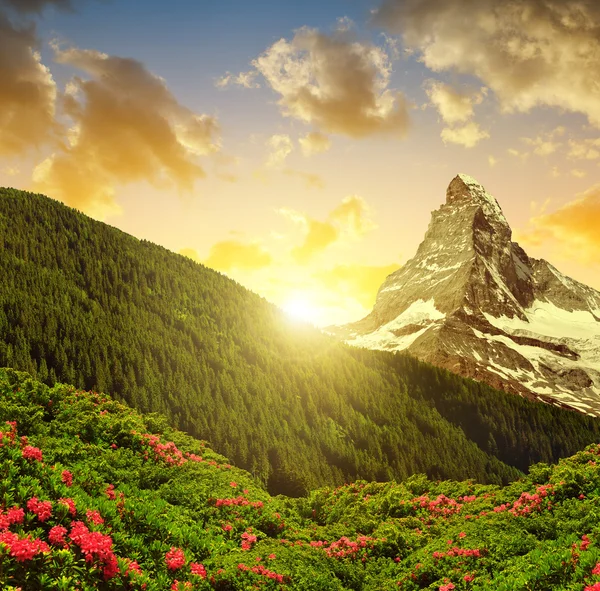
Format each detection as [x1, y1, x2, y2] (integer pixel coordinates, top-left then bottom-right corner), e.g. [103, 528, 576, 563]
[0, 187, 599, 495]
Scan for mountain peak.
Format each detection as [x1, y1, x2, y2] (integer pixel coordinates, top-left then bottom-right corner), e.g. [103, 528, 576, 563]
[334, 176, 600, 416]
[446, 173, 507, 225]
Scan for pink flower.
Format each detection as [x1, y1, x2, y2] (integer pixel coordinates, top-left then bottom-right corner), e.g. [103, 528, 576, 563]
[48, 526, 68, 547]
[61, 470, 73, 487]
[0, 531, 49, 562]
[105, 484, 116, 500]
[125, 560, 143, 576]
[6, 507, 24, 525]
[592, 562, 600, 575]
[86, 509, 104, 525]
[464, 574, 475, 582]
[190, 562, 207, 578]
[27, 497, 52, 522]
[22, 446, 43, 462]
[59, 497, 77, 516]
[165, 547, 186, 571]
[582, 535, 591, 551]
[439, 583, 455, 591]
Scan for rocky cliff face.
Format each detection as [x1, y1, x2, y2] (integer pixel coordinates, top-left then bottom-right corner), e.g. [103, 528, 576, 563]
[332, 174, 600, 416]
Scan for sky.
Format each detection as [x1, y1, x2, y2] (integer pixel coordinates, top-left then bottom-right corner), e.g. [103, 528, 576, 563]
[1, 0, 600, 326]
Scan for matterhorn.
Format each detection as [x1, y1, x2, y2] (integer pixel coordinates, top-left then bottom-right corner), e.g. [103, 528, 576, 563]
[332, 174, 600, 416]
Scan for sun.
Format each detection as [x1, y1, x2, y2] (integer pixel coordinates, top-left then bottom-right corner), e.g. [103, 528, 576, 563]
[282, 297, 319, 324]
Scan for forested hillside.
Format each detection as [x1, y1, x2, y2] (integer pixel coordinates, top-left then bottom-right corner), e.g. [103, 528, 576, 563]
[3, 367, 600, 591]
[1, 187, 599, 494]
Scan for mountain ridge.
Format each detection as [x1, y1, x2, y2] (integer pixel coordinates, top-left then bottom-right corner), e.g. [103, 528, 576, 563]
[2, 185, 600, 495]
[332, 174, 600, 415]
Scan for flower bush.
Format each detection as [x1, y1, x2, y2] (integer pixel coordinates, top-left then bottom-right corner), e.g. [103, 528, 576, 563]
[2, 367, 600, 589]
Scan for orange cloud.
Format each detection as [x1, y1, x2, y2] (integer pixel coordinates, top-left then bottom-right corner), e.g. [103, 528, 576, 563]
[518, 184, 600, 264]
[251, 27, 410, 138]
[0, 14, 57, 156]
[317, 263, 399, 307]
[291, 220, 339, 264]
[281, 195, 377, 264]
[33, 44, 219, 219]
[203, 240, 272, 272]
[377, 0, 600, 127]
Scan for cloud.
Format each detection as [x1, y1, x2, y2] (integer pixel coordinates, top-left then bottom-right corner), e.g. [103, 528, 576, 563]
[281, 195, 377, 264]
[488, 155, 499, 167]
[292, 219, 339, 264]
[0, 14, 57, 156]
[215, 70, 259, 89]
[571, 168, 587, 178]
[568, 138, 600, 160]
[251, 26, 410, 138]
[283, 169, 325, 189]
[266, 134, 293, 167]
[425, 80, 484, 125]
[376, 0, 600, 127]
[507, 147, 530, 161]
[299, 131, 331, 156]
[518, 184, 600, 264]
[440, 121, 489, 148]
[521, 126, 565, 156]
[33, 44, 219, 219]
[330, 195, 377, 235]
[0, 0, 72, 13]
[202, 240, 272, 272]
[317, 262, 399, 307]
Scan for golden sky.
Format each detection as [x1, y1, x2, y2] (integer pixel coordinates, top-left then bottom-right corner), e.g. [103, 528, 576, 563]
[1, 0, 599, 325]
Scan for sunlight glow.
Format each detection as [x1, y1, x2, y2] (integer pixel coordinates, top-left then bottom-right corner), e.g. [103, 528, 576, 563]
[282, 297, 319, 324]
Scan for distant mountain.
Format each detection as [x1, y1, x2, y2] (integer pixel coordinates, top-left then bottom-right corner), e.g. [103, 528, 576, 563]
[2, 186, 600, 495]
[331, 174, 600, 415]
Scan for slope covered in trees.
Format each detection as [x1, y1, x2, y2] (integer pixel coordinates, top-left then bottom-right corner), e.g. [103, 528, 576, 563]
[1, 187, 600, 494]
[3, 367, 600, 591]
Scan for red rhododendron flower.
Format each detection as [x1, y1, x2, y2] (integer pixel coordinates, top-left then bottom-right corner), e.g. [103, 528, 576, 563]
[125, 560, 143, 576]
[86, 509, 104, 525]
[59, 497, 77, 516]
[61, 470, 73, 487]
[0, 531, 49, 562]
[6, 507, 24, 525]
[165, 547, 186, 570]
[22, 445, 43, 462]
[48, 526, 68, 547]
[27, 497, 52, 522]
[190, 562, 207, 578]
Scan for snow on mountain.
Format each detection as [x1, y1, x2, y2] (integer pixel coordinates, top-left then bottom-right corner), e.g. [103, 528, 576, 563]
[330, 174, 600, 416]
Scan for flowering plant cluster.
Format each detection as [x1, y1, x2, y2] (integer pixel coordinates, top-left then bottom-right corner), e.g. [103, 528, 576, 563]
[3, 368, 600, 590]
